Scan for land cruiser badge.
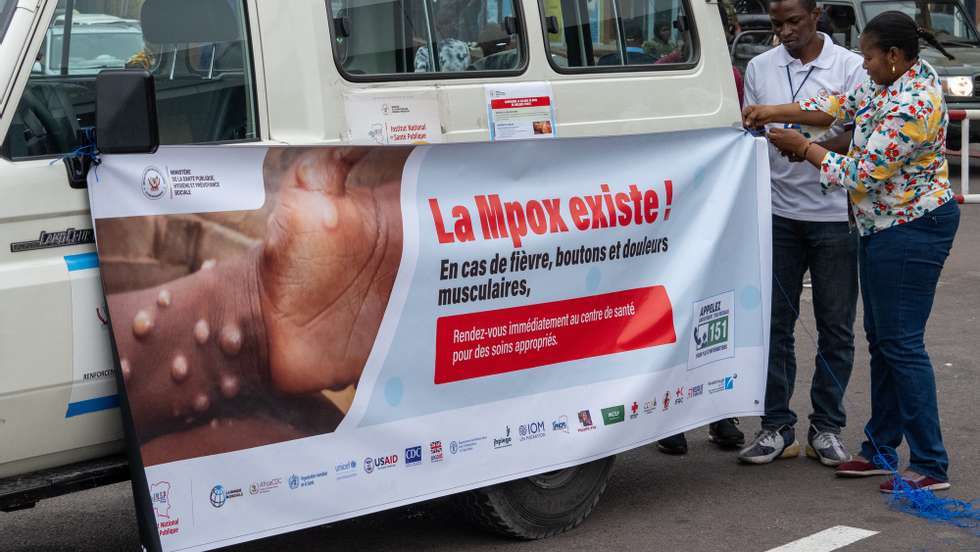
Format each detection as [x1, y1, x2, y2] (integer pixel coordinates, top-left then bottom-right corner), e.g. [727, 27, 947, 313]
[10, 227, 95, 253]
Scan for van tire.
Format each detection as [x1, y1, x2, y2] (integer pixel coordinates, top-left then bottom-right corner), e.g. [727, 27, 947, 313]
[456, 455, 615, 539]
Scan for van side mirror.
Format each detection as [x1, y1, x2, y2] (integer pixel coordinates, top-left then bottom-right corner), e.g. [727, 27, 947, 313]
[96, 69, 159, 155]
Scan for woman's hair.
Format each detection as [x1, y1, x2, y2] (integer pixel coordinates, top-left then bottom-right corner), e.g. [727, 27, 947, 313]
[863, 11, 955, 61]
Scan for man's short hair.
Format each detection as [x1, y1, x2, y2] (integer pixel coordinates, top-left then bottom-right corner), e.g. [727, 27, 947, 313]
[770, 0, 818, 12]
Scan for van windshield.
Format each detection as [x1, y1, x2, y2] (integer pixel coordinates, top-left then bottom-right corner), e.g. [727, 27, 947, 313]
[862, 0, 980, 45]
[0, 0, 16, 44]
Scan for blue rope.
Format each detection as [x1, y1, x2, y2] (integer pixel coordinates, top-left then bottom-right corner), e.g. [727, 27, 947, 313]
[771, 272, 980, 535]
[49, 128, 102, 182]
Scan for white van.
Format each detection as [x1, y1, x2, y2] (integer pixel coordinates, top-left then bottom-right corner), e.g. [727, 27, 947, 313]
[0, 0, 739, 535]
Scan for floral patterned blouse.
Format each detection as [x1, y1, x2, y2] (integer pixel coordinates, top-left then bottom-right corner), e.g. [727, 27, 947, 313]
[799, 60, 953, 236]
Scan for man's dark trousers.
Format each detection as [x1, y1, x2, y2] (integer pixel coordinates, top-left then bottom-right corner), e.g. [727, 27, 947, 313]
[764, 215, 858, 433]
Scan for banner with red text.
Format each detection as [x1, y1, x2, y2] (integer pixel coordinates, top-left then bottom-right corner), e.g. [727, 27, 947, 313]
[88, 128, 771, 551]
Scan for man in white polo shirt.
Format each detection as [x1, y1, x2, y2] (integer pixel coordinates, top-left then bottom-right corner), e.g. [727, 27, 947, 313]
[737, 0, 865, 466]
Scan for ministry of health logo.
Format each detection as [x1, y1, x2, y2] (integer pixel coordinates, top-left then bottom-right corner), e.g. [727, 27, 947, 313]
[141, 167, 167, 200]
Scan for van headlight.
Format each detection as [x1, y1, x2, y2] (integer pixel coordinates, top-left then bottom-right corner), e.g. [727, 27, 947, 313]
[943, 76, 974, 97]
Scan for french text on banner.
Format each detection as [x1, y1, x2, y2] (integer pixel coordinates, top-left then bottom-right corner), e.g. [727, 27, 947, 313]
[434, 286, 676, 384]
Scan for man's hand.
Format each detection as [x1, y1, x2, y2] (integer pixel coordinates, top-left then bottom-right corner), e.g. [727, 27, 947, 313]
[259, 148, 411, 394]
[742, 105, 775, 129]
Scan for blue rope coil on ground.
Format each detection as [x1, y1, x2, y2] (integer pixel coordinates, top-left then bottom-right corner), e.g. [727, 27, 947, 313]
[772, 272, 980, 535]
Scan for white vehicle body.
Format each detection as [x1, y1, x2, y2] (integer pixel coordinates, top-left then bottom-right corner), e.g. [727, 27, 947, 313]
[0, 0, 738, 488]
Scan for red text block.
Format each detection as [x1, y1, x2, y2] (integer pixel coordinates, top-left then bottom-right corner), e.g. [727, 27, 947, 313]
[435, 286, 676, 384]
[490, 96, 551, 109]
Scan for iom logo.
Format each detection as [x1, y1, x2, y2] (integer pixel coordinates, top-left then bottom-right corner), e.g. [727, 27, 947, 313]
[142, 167, 168, 200]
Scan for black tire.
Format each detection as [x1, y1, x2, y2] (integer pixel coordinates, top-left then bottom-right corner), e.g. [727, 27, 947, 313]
[456, 455, 616, 539]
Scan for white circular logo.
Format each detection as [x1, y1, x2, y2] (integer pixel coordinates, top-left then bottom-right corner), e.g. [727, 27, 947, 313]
[142, 167, 167, 200]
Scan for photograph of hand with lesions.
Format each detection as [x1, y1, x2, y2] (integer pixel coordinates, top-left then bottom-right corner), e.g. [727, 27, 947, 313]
[97, 147, 412, 465]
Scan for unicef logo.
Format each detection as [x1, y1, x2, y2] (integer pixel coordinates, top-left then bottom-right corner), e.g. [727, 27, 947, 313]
[288, 475, 299, 490]
[209, 485, 226, 508]
[363, 457, 374, 474]
[450, 441, 458, 454]
[141, 167, 167, 200]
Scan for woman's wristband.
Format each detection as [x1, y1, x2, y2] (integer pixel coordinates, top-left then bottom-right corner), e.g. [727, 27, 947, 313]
[800, 140, 814, 159]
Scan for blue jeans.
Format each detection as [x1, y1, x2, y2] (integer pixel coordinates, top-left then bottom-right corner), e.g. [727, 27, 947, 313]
[765, 215, 858, 433]
[859, 201, 960, 482]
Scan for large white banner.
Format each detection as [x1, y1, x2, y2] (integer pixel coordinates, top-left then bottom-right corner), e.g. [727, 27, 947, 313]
[88, 128, 771, 551]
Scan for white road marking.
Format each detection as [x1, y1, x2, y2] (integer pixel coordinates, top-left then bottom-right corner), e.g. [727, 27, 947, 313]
[764, 526, 879, 552]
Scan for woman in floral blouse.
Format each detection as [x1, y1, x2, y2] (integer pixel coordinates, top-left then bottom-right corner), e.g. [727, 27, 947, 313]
[742, 11, 961, 493]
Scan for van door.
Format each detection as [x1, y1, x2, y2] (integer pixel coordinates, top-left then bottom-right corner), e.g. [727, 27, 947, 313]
[0, 0, 262, 477]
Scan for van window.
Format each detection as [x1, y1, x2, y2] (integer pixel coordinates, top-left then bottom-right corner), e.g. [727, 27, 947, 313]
[0, 0, 16, 43]
[328, 0, 526, 78]
[541, 0, 696, 70]
[820, 3, 859, 50]
[1, 0, 258, 161]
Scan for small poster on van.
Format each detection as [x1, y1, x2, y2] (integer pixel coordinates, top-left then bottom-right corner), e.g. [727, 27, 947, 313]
[345, 93, 445, 145]
[485, 82, 558, 141]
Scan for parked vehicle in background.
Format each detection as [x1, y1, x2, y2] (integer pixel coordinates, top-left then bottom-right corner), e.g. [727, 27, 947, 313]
[34, 12, 143, 76]
[730, 0, 980, 147]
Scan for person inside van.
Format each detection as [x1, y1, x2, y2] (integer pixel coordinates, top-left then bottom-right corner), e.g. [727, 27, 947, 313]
[415, 0, 471, 73]
[644, 23, 679, 58]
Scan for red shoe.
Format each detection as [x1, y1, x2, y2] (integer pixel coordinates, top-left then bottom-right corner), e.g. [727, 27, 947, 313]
[880, 476, 951, 494]
[835, 458, 892, 477]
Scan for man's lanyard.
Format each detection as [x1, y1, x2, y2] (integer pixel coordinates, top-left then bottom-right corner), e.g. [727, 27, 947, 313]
[787, 66, 816, 101]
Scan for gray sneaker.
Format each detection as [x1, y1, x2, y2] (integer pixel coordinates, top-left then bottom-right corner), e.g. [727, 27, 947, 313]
[806, 427, 851, 467]
[737, 426, 800, 464]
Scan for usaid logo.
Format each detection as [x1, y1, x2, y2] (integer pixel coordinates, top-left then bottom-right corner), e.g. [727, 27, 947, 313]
[405, 446, 423, 466]
[141, 167, 168, 200]
[519, 421, 546, 441]
[366, 454, 399, 472]
[552, 415, 569, 433]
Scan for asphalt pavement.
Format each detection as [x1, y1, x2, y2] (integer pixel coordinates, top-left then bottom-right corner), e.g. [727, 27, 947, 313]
[2, 172, 978, 552]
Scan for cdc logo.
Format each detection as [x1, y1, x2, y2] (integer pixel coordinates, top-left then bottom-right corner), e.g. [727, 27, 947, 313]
[405, 446, 423, 466]
[363, 456, 375, 474]
[209, 485, 226, 508]
[288, 475, 300, 490]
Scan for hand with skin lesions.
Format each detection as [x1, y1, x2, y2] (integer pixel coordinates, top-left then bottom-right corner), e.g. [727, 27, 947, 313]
[106, 147, 410, 439]
[259, 147, 408, 394]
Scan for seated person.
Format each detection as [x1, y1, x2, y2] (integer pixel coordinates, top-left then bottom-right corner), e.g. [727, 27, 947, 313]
[414, 0, 471, 72]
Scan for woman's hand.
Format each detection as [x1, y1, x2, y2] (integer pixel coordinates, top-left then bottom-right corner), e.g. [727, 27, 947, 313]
[767, 127, 809, 158]
[742, 105, 776, 128]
